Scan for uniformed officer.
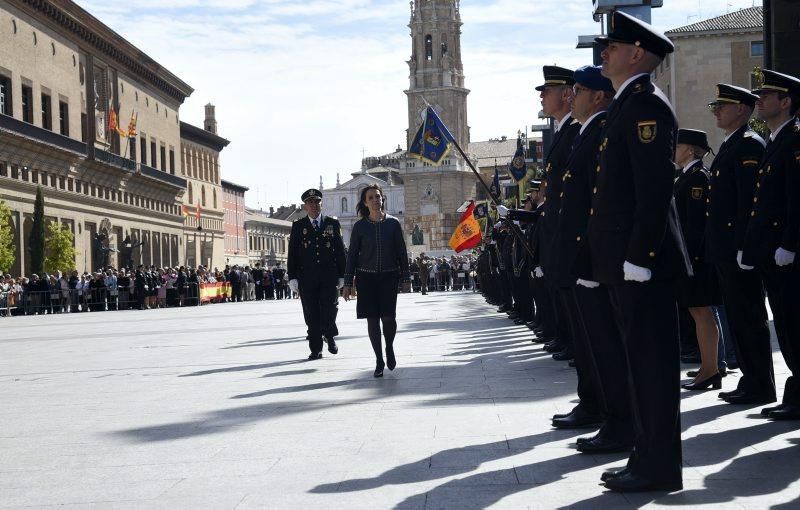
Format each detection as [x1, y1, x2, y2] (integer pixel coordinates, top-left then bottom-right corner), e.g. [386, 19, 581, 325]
[583, 11, 689, 492]
[287, 189, 347, 360]
[704, 83, 771, 404]
[741, 70, 800, 419]
[672, 129, 722, 391]
[536, 65, 581, 360]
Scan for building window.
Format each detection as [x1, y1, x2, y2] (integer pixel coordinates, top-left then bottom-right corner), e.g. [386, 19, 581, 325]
[751, 41, 764, 57]
[160, 145, 166, 171]
[150, 140, 157, 167]
[41, 93, 52, 130]
[0, 75, 11, 115]
[188, 183, 193, 204]
[169, 148, 175, 174]
[213, 189, 217, 209]
[129, 138, 136, 161]
[201, 186, 206, 207]
[21, 84, 33, 123]
[140, 135, 147, 164]
[425, 35, 433, 61]
[58, 101, 69, 136]
[81, 113, 87, 142]
[341, 197, 348, 213]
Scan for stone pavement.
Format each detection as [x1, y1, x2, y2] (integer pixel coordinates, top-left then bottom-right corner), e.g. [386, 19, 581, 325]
[1, 291, 798, 509]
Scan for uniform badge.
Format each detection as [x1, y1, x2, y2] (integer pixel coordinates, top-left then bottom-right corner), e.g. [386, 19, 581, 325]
[637, 121, 657, 143]
[324, 225, 334, 236]
[691, 187, 703, 200]
[302, 228, 308, 236]
[326, 242, 331, 248]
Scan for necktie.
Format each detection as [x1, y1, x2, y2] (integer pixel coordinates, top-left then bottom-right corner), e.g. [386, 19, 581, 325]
[313, 219, 319, 230]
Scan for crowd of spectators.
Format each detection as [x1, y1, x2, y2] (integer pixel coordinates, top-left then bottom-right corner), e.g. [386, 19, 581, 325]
[410, 254, 477, 292]
[0, 262, 297, 317]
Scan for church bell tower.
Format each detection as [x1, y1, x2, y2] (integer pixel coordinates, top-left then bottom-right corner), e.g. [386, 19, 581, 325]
[402, 0, 474, 252]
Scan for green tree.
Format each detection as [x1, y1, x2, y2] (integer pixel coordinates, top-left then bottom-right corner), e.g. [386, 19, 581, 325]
[28, 186, 46, 274]
[749, 66, 770, 138]
[0, 200, 15, 273]
[44, 221, 76, 274]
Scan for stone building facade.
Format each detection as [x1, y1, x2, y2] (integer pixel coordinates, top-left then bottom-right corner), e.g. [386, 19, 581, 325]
[0, 0, 192, 275]
[400, 0, 474, 251]
[221, 179, 248, 267]
[180, 105, 228, 270]
[244, 208, 291, 268]
[653, 7, 764, 151]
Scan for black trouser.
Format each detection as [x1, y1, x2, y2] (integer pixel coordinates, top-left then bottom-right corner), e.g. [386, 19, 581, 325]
[715, 261, 775, 399]
[255, 284, 264, 300]
[532, 276, 556, 338]
[300, 275, 339, 354]
[512, 272, 532, 321]
[498, 269, 512, 308]
[275, 284, 285, 300]
[574, 284, 634, 443]
[607, 280, 682, 485]
[545, 277, 567, 345]
[762, 261, 800, 405]
[559, 287, 600, 416]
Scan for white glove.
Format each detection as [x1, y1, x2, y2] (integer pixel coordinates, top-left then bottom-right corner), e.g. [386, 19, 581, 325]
[337, 278, 344, 289]
[534, 266, 544, 278]
[775, 248, 796, 267]
[623, 261, 652, 282]
[737, 250, 754, 271]
[576, 279, 600, 288]
[497, 205, 509, 218]
[288, 279, 299, 294]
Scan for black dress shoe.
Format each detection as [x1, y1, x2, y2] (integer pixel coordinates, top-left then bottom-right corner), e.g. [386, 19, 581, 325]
[761, 403, 787, 416]
[568, 359, 577, 368]
[514, 318, 526, 325]
[687, 369, 727, 378]
[682, 373, 722, 391]
[325, 337, 338, 355]
[386, 348, 397, 371]
[723, 393, 776, 405]
[307, 352, 323, 361]
[601, 466, 629, 482]
[544, 341, 564, 353]
[552, 408, 603, 429]
[374, 362, 385, 378]
[719, 389, 743, 399]
[576, 436, 632, 454]
[552, 349, 574, 362]
[767, 403, 800, 420]
[604, 472, 682, 492]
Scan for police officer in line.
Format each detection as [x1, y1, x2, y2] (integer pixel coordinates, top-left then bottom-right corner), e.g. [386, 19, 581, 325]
[535, 65, 581, 361]
[704, 83, 772, 406]
[740, 70, 800, 419]
[287, 189, 347, 360]
[580, 11, 690, 492]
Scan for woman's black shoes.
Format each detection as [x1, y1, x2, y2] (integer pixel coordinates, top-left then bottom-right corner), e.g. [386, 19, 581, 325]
[682, 372, 722, 391]
[386, 348, 396, 371]
[374, 362, 385, 378]
[687, 369, 727, 378]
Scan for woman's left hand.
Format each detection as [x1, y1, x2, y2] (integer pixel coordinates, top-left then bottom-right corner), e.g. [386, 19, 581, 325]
[401, 281, 411, 293]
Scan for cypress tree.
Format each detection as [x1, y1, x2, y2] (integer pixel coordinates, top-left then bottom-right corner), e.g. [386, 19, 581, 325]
[29, 186, 46, 274]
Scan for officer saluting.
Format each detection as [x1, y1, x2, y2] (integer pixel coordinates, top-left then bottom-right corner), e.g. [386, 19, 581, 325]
[583, 11, 689, 492]
[287, 189, 347, 360]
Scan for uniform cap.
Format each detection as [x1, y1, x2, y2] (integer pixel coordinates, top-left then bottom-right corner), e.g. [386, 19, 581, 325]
[752, 69, 800, 96]
[535, 66, 576, 91]
[301, 188, 323, 202]
[709, 83, 759, 108]
[573, 65, 614, 92]
[528, 179, 542, 191]
[595, 11, 674, 59]
[677, 129, 711, 152]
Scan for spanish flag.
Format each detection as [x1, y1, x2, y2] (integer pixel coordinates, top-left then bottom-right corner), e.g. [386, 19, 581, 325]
[181, 204, 190, 217]
[196, 204, 203, 231]
[449, 202, 482, 253]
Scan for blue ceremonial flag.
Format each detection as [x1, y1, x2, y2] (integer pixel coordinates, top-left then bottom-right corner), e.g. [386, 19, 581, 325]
[408, 106, 455, 166]
[473, 202, 488, 219]
[507, 136, 527, 182]
[488, 165, 500, 199]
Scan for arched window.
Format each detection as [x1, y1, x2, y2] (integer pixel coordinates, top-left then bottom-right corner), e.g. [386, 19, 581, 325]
[341, 197, 348, 213]
[213, 189, 217, 209]
[187, 183, 193, 204]
[201, 185, 206, 207]
[425, 35, 432, 61]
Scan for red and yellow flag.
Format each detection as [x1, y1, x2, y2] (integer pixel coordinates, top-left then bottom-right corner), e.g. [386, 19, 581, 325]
[181, 204, 190, 217]
[449, 201, 482, 253]
[195, 204, 201, 222]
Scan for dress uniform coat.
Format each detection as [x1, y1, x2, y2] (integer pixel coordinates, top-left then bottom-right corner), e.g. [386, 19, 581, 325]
[287, 215, 346, 355]
[742, 120, 800, 406]
[674, 160, 717, 307]
[582, 73, 689, 486]
[705, 124, 772, 400]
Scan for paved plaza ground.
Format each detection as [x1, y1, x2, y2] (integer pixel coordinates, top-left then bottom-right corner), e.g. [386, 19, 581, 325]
[1, 291, 798, 509]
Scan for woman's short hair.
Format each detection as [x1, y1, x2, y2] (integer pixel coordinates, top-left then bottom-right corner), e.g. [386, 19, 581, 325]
[357, 183, 385, 218]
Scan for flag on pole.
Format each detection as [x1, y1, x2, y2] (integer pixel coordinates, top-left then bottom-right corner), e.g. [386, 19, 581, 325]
[507, 135, 527, 182]
[181, 204, 190, 217]
[449, 202, 482, 253]
[196, 204, 203, 231]
[473, 202, 488, 219]
[126, 112, 137, 138]
[408, 106, 455, 166]
[489, 164, 500, 200]
[108, 106, 118, 133]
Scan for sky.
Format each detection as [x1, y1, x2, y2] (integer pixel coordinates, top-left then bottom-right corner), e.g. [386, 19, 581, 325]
[75, 0, 763, 209]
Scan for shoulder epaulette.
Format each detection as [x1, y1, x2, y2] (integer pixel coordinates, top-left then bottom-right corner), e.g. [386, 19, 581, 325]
[328, 216, 339, 221]
[743, 130, 766, 148]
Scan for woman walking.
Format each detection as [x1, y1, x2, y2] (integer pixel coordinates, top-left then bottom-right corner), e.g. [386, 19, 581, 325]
[343, 184, 411, 377]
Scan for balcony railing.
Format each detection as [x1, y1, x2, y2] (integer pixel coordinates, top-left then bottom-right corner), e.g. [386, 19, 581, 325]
[0, 113, 86, 154]
[95, 149, 136, 172]
[139, 164, 187, 188]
